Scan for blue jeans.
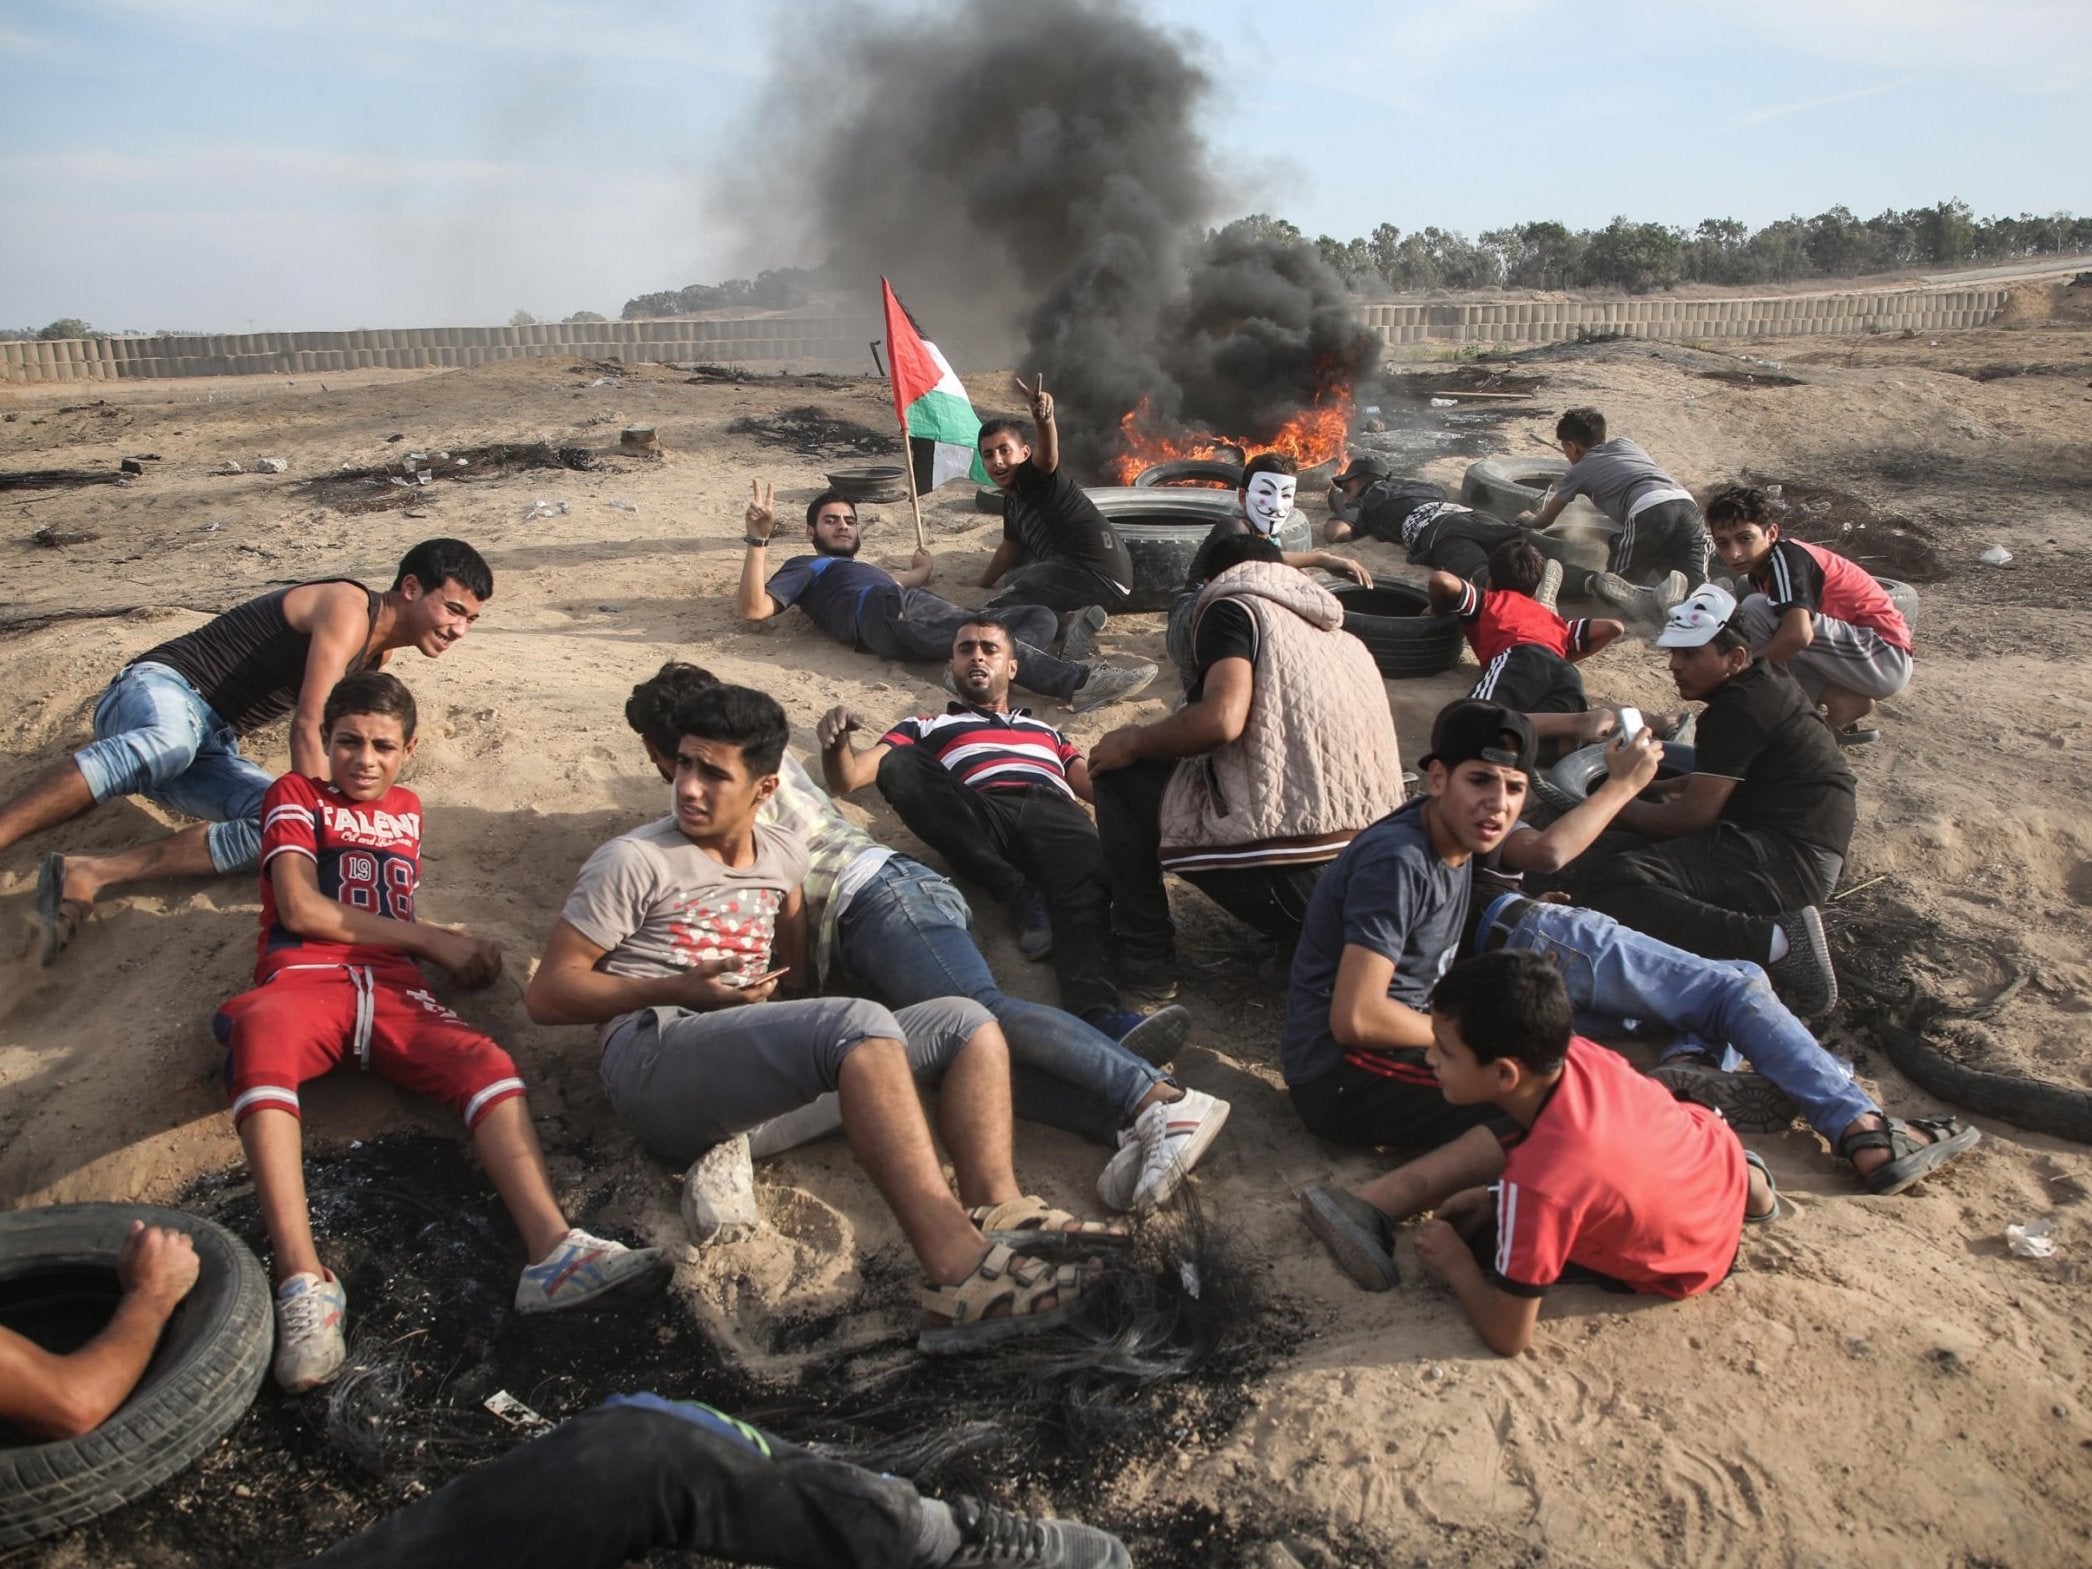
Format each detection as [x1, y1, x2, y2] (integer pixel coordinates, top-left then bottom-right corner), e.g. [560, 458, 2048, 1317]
[72, 662, 272, 872]
[1496, 896, 1876, 1141]
[836, 856, 1163, 1144]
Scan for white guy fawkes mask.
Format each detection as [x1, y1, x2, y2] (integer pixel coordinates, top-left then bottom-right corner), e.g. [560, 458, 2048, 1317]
[1243, 472, 1297, 535]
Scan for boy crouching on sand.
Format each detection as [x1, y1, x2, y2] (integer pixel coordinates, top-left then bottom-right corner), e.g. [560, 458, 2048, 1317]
[1299, 950, 1774, 1356]
[214, 671, 668, 1393]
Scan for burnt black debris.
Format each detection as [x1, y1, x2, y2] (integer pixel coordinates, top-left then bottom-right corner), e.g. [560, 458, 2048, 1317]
[726, 404, 902, 458]
[297, 442, 599, 514]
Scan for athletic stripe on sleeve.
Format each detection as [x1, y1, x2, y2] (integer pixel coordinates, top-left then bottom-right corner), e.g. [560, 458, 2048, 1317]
[231, 1085, 301, 1121]
[463, 1077, 527, 1126]
[1495, 1182, 1519, 1277]
[259, 842, 318, 868]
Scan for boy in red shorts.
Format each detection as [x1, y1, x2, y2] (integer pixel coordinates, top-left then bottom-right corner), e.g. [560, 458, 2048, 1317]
[1426, 538, 1624, 748]
[215, 671, 667, 1394]
[1706, 483, 1913, 744]
[1301, 950, 1774, 1355]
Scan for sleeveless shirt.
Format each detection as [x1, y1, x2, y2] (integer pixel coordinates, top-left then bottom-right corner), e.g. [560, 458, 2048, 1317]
[128, 579, 383, 735]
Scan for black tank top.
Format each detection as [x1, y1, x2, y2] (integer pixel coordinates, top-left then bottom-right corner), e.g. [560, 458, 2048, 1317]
[129, 579, 383, 735]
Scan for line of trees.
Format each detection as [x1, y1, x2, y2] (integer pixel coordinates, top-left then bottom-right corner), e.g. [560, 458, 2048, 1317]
[1236, 200, 2090, 296]
[621, 267, 818, 320]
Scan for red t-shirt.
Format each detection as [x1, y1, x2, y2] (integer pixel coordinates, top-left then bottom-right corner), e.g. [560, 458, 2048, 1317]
[1751, 539, 1911, 652]
[1452, 582, 1594, 665]
[256, 774, 424, 983]
[1492, 1037, 1747, 1300]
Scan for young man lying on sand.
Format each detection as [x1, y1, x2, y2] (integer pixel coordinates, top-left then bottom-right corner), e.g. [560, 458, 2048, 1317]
[526, 680, 1119, 1353]
[5, 539, 492, 967]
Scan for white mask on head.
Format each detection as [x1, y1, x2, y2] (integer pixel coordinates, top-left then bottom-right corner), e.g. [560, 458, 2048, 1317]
[1242, 472, 1297, 535]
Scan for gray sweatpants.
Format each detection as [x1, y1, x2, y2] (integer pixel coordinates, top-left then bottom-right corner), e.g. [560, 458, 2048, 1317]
[599, 996, 993, 1166]
[1734, 593, 1913, 702]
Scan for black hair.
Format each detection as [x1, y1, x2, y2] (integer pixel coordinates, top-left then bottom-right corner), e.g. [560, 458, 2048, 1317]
[1486, 537, 1546, 597]
[669, 683, 789, 777]
[805, 489, 857, 528]
[953, 609, 1022, 641]
[1202, 532, 1283, 580]
[324, 670, 418, 741]
[1430, 951, 1570, 1074]
[976, 417, 1029, 448]
[394, 538, 493, 600]
[625, 660, 719, 756]
[1242, 451, 1299, 483]
[1704, 483, 1775, 530]
[1555, 407, 1606, 448]
[1708, 619, 1752, 658]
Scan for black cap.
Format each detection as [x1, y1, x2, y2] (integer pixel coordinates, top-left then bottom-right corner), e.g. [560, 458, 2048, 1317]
[1419, 701, 1537, 774]
[1331, 454, 1390, 486]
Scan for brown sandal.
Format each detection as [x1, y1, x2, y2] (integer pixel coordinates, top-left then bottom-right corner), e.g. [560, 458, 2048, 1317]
[918, 1241, 1100, 1355]
[966, 1194, 1132, 1254]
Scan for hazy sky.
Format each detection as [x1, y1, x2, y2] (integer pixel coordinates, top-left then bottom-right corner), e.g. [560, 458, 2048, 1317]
[2, 0, 2085, 332]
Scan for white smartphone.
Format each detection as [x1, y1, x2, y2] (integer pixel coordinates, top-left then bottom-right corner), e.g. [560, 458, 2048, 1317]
[1616, 707, 1643, 746]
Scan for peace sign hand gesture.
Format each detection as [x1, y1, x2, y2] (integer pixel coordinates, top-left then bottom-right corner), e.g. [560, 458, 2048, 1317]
[1013, 373, 1053, 425]
[745, 480, 776, 541]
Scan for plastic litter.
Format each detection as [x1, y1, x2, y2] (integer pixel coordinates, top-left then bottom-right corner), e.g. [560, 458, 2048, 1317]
[1979, 545, 2014, 567]
[255, 456, 288, 474]
[607, 498, 638, 513]
[1179, 1260, 1201, 1300]
[524, 499, 569, 520]
[1429, 397, 1457, 408]
[2006, 1220, 2054, 1259]
[483, 1390, 553, 1432]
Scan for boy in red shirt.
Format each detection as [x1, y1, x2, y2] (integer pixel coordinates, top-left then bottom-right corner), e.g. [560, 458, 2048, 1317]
[1706, 483, 1913, 745]
[1301, 950, 1774, 1355]
[215, 671, 667, 1394]
[1426, 538, 1624, 749]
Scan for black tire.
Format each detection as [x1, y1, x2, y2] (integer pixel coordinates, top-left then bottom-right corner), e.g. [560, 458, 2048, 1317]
[975, 485, 1005, 515]
[1545, 740, 1698, 806]
[0, 1204, 271, 1548]
[1461, 455, 1569, 522]
[1875, 576, 1920, 632]
[1330, 583, 1466, 680]
[1085, 486, 1240, 612]
[1133, 458, 1244, 490]
[824, 466, 907, 503]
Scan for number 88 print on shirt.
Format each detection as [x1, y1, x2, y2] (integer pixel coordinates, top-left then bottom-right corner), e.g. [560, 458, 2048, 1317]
[255, 772, 427, 978]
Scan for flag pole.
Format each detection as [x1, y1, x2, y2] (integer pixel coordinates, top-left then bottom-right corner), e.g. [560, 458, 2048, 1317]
[898, 398, 929, 554]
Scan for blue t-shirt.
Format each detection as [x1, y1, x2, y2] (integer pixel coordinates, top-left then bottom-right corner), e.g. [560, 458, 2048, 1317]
[765, 554, 894, 647]
[1280, 800, 1472, 1087]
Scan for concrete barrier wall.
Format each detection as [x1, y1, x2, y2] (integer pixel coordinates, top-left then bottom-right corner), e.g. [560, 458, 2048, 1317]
[0, 284, 2017, 383]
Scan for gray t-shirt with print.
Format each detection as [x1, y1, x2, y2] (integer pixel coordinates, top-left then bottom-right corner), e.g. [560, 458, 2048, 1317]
[560, 817, 810, 1039]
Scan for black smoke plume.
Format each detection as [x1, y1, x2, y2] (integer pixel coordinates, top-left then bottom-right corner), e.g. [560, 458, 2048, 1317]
[733, 0, 1380, 478]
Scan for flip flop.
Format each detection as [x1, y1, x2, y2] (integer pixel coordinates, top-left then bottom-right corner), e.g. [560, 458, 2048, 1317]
[35, 853, 90, 968]
[1742, 1150, 1782, 1225]
[1298, 1185, 1399, 1291]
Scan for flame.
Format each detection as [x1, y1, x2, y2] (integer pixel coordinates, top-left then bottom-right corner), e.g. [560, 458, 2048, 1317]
[1107, 385, 1354, 486]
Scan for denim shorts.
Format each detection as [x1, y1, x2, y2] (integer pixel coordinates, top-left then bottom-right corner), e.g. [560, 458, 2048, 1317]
[72, 661, 273, 872]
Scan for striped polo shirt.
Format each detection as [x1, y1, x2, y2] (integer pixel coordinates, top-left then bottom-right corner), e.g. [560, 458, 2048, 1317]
[881, 704, 1080, 798]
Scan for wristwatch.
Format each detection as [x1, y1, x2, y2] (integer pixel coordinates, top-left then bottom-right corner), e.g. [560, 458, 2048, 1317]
[744, 535, 769, 546]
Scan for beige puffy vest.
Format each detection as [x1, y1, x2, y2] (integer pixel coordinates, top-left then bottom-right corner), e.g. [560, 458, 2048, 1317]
[1158, 561, 1403, 869]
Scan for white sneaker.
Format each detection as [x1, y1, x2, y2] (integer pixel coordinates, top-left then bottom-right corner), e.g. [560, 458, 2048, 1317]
[273, 1270, 348, 1394]
[1096, 1089, 1231, 1214]
[680, 1132, 759, 1245]
[1534, 558, 1564, 613]
[514, 1229, 671, 1315]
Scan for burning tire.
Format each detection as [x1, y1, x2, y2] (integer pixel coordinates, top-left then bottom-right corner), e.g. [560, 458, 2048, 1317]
[0, 1204, 271, 1548]
[1133, 458, 1244, 490]
[1461, 456, 1569, 522]
[1330, 583, 1465, 680]
[1085, 486, 1240, 612]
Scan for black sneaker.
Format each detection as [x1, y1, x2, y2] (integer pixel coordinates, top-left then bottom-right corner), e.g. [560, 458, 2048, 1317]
[1648, 1061, 1799, 1134]
[1060, 604, 1107, 662]
[1766, 906, 1837, 1018]
[1096, 1004, 1191, 1068]
[1009, 884, 1053, 961]
[947, 1495, 1132, 1569]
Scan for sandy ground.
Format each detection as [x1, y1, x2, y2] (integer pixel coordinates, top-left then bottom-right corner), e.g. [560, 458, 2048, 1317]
[4, 294, 2092, 1565]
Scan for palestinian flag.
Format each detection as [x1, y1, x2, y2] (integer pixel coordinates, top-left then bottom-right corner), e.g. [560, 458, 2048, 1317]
[882, 279, 990, 493]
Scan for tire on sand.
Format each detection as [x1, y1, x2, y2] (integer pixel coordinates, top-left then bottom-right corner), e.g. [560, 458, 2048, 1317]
[1331, 582, 1465, 680]
[1874, 577, 1920, 632]
[0, 1204, 271, 1548]
[1461, 455, 1569, 522]
[1085, 486, 1240, 612]
[1542, 740, 1698, 812]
